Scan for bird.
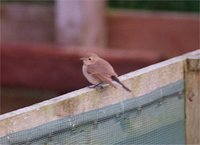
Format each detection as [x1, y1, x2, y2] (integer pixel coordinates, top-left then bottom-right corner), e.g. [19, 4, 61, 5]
[80, 52, 131, 92]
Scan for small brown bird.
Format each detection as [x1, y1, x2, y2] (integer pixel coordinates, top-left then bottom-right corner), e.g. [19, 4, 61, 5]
[80, 53, 131, 92]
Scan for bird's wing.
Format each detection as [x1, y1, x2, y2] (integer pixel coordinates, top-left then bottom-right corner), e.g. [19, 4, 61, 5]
[87, 59, 116, 76]
[87, 59, 117, 88]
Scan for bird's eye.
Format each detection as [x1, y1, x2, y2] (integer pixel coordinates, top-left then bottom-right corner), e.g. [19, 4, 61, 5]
[88, 58, 92, 60]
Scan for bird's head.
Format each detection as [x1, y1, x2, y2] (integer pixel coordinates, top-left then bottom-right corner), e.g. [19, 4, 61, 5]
[80, 53, 99, 65]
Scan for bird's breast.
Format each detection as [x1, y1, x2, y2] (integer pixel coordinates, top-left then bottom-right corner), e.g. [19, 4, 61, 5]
[82, 65, 100, 85]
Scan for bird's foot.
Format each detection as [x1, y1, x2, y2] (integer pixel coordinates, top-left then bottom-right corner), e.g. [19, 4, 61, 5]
[88, 85, 96, 88]
[96, 85, 104, 90]
[89, 83, 104, 89]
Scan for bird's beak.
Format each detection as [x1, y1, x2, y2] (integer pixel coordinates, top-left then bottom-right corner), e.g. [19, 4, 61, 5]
[80, 57, 85, 61]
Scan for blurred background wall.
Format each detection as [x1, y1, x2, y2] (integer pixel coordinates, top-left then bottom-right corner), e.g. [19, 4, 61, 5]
[1, 0, 199, 55]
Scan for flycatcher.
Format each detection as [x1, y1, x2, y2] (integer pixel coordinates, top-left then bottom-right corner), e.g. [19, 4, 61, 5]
[80, 53, 131, 92]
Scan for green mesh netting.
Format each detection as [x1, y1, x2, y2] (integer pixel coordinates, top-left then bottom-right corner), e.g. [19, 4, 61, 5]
[0, 80, 185, 144]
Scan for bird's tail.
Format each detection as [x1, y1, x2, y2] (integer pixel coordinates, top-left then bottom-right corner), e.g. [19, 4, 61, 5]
[111, 76, 131, 92]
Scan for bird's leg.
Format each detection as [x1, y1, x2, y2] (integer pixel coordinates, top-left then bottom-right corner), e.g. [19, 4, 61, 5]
[89, 83, 104, 89]
[94, 82, 104, 88]
[95, 83, 104, 90]
[88, 85, 96, 88]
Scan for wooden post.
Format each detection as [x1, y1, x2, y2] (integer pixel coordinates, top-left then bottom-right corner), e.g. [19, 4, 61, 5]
[55, 0, 106, 47]
[185, 57, 200, 144]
